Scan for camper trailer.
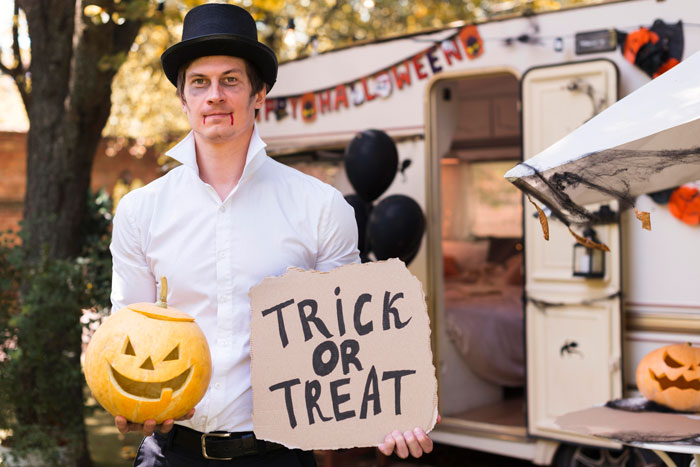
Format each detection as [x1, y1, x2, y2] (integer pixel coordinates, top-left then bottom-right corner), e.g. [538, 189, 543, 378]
[258, 0, 700, 464]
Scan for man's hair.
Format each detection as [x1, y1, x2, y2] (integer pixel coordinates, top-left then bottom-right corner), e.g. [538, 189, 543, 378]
[176, 57, 265, 100]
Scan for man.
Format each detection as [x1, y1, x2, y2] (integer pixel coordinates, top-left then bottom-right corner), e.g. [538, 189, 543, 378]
[110, 4, 435, 465]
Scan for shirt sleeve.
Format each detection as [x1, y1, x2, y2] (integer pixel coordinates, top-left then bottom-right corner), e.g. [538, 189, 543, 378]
[109, 193, 156, 313]
[315, 189, 361, 271]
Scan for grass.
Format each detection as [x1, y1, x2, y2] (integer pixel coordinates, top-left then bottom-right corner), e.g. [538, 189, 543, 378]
[85, 397, 142, 467]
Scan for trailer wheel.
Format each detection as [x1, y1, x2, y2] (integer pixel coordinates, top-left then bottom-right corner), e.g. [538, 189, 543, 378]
[552, 445, 692, 467]
[552, 445, 630, 467]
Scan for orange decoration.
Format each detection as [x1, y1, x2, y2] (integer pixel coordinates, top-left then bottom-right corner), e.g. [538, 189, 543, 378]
[668, 185, 700, 226]
[84, 278, 212, 423]
[634, 208, 652, 231]
[301, 92, 317, 123]
[459, 25, 484, 59]
[526, 195, 549, 241]
[653, 57, 680, 78]
[636, 343, 700, 412]
[623, 28, 659, 64]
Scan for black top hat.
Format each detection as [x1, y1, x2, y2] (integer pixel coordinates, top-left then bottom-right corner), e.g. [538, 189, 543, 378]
[161, 4, 277, 90]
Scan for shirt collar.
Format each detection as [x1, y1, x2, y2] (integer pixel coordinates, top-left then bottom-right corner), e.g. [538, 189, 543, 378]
[165, 124, 267, 177]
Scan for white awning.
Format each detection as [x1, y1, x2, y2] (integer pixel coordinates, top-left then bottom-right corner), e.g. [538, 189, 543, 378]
[505, 50, 700, 223]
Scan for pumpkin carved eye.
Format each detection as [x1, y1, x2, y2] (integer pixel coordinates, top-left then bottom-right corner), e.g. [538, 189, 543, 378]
[163, 345, 179, 362]
[663, 352, 684, 368]
[123, 338, 136, 356]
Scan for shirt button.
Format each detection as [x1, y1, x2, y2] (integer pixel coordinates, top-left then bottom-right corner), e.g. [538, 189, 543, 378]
[219, 205, 225, 213]
[215, 383, 222, 390]
[218, 251, 225, 259]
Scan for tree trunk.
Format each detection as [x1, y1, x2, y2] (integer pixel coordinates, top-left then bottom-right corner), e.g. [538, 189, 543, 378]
[21, 0, 79, 258]
[21, 0, 141, 260]
[15, 1, 142, 465]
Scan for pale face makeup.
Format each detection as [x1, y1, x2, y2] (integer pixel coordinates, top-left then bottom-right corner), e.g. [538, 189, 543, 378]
[180, 55, 265, 144]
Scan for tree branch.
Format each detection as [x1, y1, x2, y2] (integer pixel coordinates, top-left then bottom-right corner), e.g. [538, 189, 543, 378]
[0, 1, 31, 112]
[303, 0, 343, 52]
[12, 2, 25, 75]
[12, 2, 30, 111]
[112, 19, 143, 56]
[0, 62, 13, 77]
[111, 0, 146, 52]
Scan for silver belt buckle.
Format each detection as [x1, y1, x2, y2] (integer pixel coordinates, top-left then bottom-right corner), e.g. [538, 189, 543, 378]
[201, 432, 233, 461]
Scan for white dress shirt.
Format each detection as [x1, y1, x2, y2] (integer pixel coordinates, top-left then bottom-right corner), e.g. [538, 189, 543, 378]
[110, 125, 360, 433]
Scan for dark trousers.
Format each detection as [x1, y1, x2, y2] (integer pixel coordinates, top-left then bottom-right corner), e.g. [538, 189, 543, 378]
[134, 431, 317, 467]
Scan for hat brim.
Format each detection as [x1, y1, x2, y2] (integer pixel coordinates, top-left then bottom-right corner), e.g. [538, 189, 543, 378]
[161, 34, 278, 91]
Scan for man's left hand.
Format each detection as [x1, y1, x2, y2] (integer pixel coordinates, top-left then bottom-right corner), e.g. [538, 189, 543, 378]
[377, 415, 441, 459]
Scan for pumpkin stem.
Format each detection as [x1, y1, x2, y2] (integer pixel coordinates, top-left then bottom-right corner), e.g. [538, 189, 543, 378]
[156, 277, 168, 308]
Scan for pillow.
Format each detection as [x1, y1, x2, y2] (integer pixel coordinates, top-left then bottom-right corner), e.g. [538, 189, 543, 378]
[504, 253, 523, 286]
[443, 255, 461, 278]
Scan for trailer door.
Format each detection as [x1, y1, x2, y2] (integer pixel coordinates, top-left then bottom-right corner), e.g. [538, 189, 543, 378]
[522, 60, 622, 446]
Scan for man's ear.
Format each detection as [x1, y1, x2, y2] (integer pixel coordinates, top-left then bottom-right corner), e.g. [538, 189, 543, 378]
[254, 87, 267, 110]
[179, 92, 188, 113]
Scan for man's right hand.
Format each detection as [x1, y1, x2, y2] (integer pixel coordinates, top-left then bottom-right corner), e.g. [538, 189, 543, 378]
[115, 409, 196, 436]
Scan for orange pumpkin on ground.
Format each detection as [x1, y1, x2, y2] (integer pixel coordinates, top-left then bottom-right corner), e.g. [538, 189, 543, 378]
[84, 278, 212, 423]
[636, 342, 700, 412]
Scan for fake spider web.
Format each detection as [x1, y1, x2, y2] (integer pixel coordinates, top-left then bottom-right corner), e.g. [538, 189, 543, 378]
[512, 146, 700, 229]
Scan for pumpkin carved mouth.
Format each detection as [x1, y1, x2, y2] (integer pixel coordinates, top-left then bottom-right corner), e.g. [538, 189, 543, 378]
[110, 364, 193, 399]
[650, 369, 700, 391]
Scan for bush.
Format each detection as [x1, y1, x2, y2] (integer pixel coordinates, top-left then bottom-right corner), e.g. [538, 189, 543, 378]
[0, 189, 113, 465]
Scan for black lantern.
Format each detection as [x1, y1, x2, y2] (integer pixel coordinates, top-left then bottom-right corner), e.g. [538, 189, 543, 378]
[572, 227, 605, 279]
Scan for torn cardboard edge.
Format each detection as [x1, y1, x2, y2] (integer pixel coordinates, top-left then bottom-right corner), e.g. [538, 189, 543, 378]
[249, 259, 438, 450]
[556, 405, 700, 444]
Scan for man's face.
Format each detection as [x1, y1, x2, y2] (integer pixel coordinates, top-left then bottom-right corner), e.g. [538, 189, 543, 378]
[180, 55, 265, 144]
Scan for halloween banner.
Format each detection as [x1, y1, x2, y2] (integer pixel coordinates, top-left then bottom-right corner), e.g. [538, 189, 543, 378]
[259, 24, 484, 124]
[249, 259, 438, 450]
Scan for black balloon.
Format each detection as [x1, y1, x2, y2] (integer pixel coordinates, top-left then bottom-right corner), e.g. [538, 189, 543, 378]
[343, 194, 371, 260]
[401, 233, 423, 265]
[367, 195, 425, 265]
[648, 187, 677, 204]
[344, 129, 398, 202]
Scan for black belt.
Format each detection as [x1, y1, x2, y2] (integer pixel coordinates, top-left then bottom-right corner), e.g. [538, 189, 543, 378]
[167, 424, 285, 461]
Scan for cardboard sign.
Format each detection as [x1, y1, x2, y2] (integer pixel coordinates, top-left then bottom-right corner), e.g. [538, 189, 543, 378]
[556, 404, 700, 444]
[249, 259, 438, 450]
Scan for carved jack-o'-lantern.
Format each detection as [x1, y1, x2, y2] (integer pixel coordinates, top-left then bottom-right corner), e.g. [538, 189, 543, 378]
[636, 342, 700, 412]
[84, 278, 212, 423]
